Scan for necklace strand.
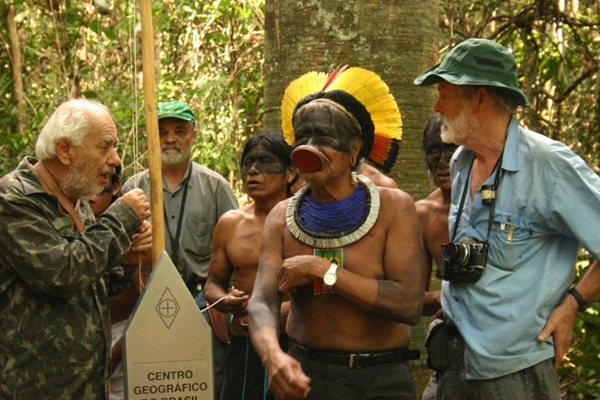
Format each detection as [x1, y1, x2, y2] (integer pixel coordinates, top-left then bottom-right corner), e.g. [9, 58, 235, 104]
[286, 175, 380, 248]
[298, 184, 368, 235]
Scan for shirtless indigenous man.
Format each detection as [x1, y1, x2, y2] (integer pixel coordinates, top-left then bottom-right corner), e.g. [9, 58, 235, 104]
[204, 132, 297, 400]
[248, 67, 425, 400]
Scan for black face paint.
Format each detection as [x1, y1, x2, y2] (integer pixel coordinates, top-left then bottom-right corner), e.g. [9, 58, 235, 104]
[424, 131, 458, 171]
[292, 106, 358, 154]
[241, 146, 287, 176]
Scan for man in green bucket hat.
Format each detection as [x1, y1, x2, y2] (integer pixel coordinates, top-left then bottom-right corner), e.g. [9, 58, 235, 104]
[415, 38, 600, 399]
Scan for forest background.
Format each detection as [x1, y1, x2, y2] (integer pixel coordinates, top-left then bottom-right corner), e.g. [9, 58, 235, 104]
[0, 0, 598, 398]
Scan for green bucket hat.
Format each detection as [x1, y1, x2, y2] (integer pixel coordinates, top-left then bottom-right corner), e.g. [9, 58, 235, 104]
[157, 101, 196, 122]
[414, 38, 529, 107]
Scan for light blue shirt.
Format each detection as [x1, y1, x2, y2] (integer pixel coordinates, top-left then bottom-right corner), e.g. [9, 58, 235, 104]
[443, 116, 600, 379]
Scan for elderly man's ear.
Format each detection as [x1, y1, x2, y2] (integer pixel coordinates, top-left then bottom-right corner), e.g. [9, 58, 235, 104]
[56, 139, 74, 165]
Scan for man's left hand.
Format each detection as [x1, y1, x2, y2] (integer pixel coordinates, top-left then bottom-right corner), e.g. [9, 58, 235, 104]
[278, 255, 327, 293]
[537, 294, 579, 369]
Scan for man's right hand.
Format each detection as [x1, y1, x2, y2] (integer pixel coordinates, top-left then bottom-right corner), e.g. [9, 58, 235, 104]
[118, 188, 151, 221]
[223, 288, 250, 317]
[265, 351, 311, 400]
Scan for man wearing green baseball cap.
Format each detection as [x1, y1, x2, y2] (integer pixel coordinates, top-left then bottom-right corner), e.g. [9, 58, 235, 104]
[414, 38, 600, 399]
[122, 100, 238, 399]
[156, 100, 196, 122]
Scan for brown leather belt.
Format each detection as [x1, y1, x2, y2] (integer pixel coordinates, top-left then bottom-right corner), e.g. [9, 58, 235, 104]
[289, 338, 420, 369]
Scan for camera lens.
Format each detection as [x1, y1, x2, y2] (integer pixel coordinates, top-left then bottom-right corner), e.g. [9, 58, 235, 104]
[444, 243, 470, 266]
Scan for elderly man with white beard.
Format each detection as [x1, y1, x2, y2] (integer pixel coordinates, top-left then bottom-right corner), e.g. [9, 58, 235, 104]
[414, 38, 600, 399]
[0, 99, 152, 399]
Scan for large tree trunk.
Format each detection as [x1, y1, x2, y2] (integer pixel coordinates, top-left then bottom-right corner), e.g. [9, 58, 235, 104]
[262, 0, 439, 201]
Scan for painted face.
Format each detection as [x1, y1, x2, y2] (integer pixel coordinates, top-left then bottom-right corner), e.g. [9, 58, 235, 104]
[159, 117, 195, 165]
[62, 113, 120, 200]
[424, 133, 458, 172]
[241, 144, 290, 198]
[291, 104, 360, 177]
[242, 145, 288, 176]
[424, 129, 458, 191]
[293, 105, 357, 154]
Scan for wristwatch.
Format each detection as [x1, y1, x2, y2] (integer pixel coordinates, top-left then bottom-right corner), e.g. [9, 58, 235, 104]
[323, 263, 339, 287]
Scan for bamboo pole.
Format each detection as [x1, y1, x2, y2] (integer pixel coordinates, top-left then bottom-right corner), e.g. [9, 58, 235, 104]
[139, 0, 165, 263]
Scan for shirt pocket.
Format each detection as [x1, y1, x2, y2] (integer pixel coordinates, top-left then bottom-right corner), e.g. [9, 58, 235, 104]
[50, 214, 78, 236]
[182, 218, 213, 258]
[489, 208, 533, 271]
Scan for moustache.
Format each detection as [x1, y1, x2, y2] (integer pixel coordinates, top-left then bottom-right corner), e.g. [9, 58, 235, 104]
[162, 145, 181, 152]
[100, 167, 116, 176]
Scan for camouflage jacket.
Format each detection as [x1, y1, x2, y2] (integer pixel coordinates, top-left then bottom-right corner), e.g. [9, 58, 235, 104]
[0, 157, 142, 399]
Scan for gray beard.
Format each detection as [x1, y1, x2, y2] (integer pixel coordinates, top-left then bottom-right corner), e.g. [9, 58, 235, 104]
[61, 168, 103, 200]
[440, 105, 473, 145]
[440, 125, 457, 144]
[161, 144, 192, 166]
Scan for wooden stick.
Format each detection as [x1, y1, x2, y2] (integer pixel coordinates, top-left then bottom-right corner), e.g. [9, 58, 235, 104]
[139, 0, 165, 262]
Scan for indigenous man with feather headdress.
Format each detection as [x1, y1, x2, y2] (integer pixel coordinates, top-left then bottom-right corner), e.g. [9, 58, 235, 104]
[249, 67, 425, 400]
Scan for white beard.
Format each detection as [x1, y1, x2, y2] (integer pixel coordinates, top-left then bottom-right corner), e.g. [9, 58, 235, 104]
[440, 104, 473, 145]
[61, 165, 104, 200]
[161, 142, 192, 165]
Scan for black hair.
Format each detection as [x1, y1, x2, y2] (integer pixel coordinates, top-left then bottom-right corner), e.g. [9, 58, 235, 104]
[241, 132, 298, 196]
[422, 114, 443, 150]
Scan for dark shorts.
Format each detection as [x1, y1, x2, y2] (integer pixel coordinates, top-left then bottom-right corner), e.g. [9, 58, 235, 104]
[220, 334, 288, 400]
[289, 339, 417, 400]
[219, 335, 269, 400]
[191, 287, 228, 400]
[437, 331, 560, 400]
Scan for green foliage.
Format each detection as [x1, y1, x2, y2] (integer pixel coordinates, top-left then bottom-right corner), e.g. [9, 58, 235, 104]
[0, 1, 599, 395]
[0, 0, 264, 197]
[558, 258, 600, 398]
[562, 303, 600, 398]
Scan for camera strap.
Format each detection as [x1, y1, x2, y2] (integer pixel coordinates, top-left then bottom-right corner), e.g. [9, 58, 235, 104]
[450, 149, 505, 243]
[164, 162, 193, 267]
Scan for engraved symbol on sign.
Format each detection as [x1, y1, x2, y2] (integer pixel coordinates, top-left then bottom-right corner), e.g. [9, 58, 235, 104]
[155, 287, 180, 329]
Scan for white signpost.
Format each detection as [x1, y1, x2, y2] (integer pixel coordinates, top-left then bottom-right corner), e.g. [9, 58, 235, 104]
[123, 252, 213, 400]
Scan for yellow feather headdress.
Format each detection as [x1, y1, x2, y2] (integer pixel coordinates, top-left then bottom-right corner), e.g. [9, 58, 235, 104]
[281, 65, 402, 173]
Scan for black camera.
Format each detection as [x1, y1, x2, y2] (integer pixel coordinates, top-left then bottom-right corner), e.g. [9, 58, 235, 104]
[437, 238, 488, 283]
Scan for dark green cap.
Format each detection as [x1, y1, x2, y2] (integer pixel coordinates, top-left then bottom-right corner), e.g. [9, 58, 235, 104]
[157, 101, 195, 121]
[414, 38, 529, 107]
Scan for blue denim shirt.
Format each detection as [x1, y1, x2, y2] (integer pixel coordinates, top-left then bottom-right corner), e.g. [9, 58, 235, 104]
[442, 116, 600, 379]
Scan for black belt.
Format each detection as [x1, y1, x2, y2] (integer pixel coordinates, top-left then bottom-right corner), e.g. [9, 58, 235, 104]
[289, 339, 420, 369]
[186, 278, 207, 292]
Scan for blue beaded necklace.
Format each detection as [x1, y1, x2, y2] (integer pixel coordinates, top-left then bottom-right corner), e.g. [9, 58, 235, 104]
[298, 184, 368, 235]
[286, 175, 381, 248]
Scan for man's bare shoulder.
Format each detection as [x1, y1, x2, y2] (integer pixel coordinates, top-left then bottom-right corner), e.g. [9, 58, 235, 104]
[371, 174, 398, 189]
[263, 198, 292, 227]
[217, 203, 254, 226]
[415, 189, 444, 215]
[378, 186, 416, 210]
[361, 165, 398, 189]
[270, 197, 292, 214]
